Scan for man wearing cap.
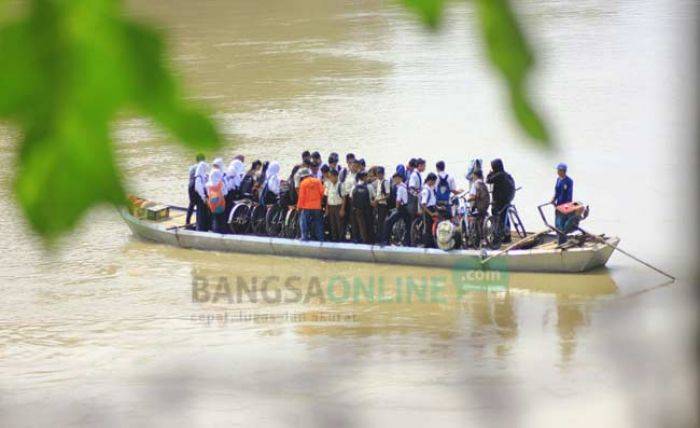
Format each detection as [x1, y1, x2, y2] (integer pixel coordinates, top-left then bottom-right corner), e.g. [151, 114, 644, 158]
[297, 168, 325, 242]
[551, 163, 574, 233]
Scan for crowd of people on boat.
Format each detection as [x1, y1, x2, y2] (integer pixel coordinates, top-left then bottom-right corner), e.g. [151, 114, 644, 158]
[185, 150, 576, 249]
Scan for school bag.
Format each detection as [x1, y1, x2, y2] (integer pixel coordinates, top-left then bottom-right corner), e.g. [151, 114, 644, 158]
[239, 174, 255, 198]
[206, 181, 226, 214]
[436, 174, 451, 202]
[387, 183, 397, 208]
[352, 183, 371, 210]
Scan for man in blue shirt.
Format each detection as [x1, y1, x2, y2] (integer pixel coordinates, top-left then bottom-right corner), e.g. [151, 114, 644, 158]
[552, 163, 573, 206]
[551, 163, 574, 238]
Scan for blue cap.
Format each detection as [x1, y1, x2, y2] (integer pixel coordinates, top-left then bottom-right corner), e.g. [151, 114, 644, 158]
[556, 162, 567, 171]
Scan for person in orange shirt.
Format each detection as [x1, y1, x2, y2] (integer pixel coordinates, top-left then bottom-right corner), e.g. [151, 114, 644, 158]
[296, 168, 325, 241]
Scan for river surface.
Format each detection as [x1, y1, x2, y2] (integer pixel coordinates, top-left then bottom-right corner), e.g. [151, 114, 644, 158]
[0, 0, 697, 426]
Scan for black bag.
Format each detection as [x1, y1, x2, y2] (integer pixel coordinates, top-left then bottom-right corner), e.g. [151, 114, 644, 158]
[504, 173, 516, 203]
[387, 183, 397, 208]
[278, 181, 291, 206]
[239, 174, 255, 197]
[352, 183, 371, 210]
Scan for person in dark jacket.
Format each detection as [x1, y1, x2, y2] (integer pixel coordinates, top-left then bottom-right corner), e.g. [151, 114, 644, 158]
[350, 171, 375, 244]
[186, 153, 205, 225]
[486, 158, 516, 243]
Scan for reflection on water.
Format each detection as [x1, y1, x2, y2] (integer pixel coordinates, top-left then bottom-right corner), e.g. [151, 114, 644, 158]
[184, 247, 617, 366]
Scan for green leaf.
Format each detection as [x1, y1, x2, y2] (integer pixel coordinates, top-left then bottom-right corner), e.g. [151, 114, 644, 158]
[0, 0, 222, 242]
[402, 0, 444, 29]
[474, 0, 550, 145]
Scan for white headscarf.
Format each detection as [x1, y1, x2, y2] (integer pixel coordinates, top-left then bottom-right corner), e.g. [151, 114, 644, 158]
[208, 169, 223, 185]
[207, 169, 228, 196]
[226, 159, 244, 190]
[265, 161, 281, 195]
[212, 157, 225, 171]
[194, 162, 209, 200]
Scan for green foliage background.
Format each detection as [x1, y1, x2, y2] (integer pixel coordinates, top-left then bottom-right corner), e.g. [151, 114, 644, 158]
[0, 0, 548, 242]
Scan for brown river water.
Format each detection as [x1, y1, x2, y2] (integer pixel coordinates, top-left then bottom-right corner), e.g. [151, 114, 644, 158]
[0, 0, 697, 426]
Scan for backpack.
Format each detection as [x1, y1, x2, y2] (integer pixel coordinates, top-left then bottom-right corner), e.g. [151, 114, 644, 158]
[239, 174, 254, 197]
[339, 167, 348, 183]
[504, 173, 516, 203]
[278, 180, 291, 206]
[206, 181, 226, 214]
[352, 183, 371, 210]
[387, 183, 397, 208]
[436, 174, 451, 202]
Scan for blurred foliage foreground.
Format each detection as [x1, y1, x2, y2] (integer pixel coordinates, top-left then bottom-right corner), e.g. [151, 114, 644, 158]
[0, 0, 547, 243]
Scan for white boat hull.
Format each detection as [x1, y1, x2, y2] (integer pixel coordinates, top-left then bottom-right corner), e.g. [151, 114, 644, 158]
[121, 208, 618, 273]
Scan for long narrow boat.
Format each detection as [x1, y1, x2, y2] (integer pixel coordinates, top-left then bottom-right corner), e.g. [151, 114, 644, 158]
[121, 204, 619, 273]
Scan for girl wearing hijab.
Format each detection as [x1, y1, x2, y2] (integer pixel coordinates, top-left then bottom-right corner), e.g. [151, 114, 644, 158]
[212, 157, 225, 171]
[224, 159, 245, 219]
[260, 161, 281, 205]
[226, 159, 244, 197]
[239, 160, 261, 198]
[206, 169, 228, 233]
[193, 161, 211, 232]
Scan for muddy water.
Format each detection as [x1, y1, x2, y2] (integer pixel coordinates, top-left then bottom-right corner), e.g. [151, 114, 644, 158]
[0, 0, 697, 426]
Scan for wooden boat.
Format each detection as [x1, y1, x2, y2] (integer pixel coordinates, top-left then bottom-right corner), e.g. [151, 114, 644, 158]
[120, 204, 619, 273]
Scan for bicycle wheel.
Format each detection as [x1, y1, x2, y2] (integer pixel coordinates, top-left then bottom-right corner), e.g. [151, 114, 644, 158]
[250, 204, 267, 235]
[390, 218, 408, 246]
[410, 217, 424, 247]
[228, 202, 251, 234]
[265, 205, 285, 237]
[509, 206, 527, 238]
[283, 208, 300, 239]
[460, 217, 471, 249]
[466, 218, 480, 249]
[484, 215, 502, 250]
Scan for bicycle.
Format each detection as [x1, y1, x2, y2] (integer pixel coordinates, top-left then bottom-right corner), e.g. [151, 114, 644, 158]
[249, 202, 268, 235]
[485, 203, 526, 249]
[410, 206, 449, 248]
[462, 208, 488, 249]
[281, 206, 301, 239]
[385, 207, 411, 246]
[228, 197, 254, 234]
[265, 203, 286, 237]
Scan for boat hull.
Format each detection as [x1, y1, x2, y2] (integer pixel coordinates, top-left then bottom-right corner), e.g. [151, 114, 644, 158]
[121, 208, 618, 273]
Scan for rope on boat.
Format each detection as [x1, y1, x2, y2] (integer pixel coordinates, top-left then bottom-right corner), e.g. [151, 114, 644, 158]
[577, 227, 676, 282]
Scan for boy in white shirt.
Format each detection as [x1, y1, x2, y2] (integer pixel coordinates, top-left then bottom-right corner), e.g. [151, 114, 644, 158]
[381, 173, 410, 246]
[324, 169, 344, 242]
[420, 173, 438, 248]
[373, 166, 391, 241]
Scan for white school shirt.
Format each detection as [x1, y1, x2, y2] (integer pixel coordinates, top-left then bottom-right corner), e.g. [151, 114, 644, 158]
[324, 180, 344, 206]
[408, 170, 422, 192]
[373, 178, 391, 203]
[420, 185, 436, 207]
[341, 171, 357, 198]
[395, 183, 408, 206]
